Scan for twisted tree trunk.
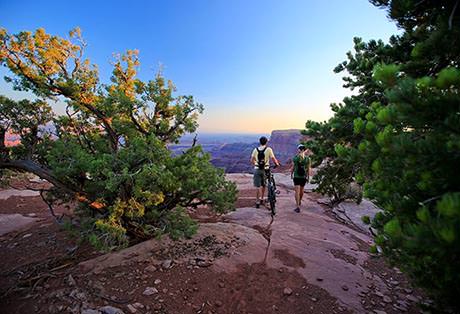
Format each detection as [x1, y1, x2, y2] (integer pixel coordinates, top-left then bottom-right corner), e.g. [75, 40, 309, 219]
[0, 159, 78, 195]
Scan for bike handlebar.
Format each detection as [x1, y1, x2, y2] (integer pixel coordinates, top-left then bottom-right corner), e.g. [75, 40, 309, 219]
[266, 164, 281, 171]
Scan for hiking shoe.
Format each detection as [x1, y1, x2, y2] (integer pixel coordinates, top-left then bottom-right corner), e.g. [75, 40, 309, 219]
[255, 201, 260, 208]
[294, 207, 300, 213]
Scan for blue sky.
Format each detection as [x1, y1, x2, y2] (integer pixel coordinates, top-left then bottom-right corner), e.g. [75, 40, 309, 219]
[0, 0, 399, 133]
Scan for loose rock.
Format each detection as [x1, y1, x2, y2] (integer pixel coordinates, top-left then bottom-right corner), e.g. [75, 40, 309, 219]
[406, 294, 419, 302]
[374, 291, 384, 298]
[81, 310, 101, 314]
[144, 265, 156, 272]
[67, 274, 76, 286]
[162, 260, 172, 269]
[197, 260, 212, 267]
[283, 287, 293, 296]
[99, 306, 125, 314]
[142, 287, 158, 296]
[132, 303, 144, 309]
[126, 304, 137, 313]
[393, 304, 408, 312]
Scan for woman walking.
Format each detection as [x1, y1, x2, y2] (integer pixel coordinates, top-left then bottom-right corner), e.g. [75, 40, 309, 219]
[290, 144, 311, 213]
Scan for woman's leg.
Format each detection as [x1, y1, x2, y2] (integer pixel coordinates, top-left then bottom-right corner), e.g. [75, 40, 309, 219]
[299, 184, 305, 205]
[294, 185, 301, 207]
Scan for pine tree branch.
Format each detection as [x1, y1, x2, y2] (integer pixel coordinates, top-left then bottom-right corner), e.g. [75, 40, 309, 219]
[1, 40, 119, 152]
[129, 111, 148, 135]
[449, 0, 459, 30]
[65, 106, 97, 155]
[192, 134, 198, 147]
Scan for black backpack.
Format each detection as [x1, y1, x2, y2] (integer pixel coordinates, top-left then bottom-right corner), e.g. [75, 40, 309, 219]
[296, 158, 306, 177]
[256, 147, 267, 169]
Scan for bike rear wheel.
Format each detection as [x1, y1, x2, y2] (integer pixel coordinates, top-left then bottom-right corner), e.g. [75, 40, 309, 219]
[268, 182, 276, 216]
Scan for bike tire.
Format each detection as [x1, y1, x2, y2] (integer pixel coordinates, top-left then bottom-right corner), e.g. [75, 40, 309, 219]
[268, 184, 276, 216]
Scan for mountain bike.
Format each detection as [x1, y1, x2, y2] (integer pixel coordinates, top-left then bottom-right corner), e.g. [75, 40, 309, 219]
[265, 165, 279, 216]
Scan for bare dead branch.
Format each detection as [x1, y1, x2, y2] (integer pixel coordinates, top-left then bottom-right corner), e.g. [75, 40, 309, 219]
[39, 189, 63, 223]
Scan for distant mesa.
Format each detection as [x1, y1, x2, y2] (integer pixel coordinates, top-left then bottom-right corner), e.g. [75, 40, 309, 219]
[269, 129, 308, 167]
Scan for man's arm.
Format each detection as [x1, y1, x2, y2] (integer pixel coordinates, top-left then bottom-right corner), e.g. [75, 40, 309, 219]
[250, 149, 256, 165]
[270, 150, 280, 166]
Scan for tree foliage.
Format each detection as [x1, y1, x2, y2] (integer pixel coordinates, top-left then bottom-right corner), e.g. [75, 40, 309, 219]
[0, 28, 237, 249]
[303, 0, 460, 309]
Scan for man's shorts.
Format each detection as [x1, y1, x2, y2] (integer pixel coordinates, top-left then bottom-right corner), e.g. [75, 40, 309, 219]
[253, 168, 266, 187]
[293, 177, 307, 187]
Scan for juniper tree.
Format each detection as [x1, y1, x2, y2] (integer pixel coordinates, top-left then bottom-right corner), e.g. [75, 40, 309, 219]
[303, 0, 460, 308]
[0, 28, 237, 249]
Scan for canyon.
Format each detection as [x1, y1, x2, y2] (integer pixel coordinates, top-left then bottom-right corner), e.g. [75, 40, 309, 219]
[4, 129, 305, 173]
[171, 129, 307, 173]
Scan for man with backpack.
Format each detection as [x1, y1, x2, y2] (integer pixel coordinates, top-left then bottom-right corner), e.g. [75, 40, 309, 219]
[291, 144, 311, 213]
[250, 136, 280, 208]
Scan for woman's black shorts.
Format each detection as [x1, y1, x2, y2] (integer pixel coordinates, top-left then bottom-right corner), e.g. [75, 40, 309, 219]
[293, 177, 307, 186]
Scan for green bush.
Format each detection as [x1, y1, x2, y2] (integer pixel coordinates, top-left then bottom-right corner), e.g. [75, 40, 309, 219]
[361, 215, 371, 225]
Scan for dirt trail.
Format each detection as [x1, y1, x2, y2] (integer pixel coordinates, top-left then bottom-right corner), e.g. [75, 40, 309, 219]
[223, 174, 425, 313]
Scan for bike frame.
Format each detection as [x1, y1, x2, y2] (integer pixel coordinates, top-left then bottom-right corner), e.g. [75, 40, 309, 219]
[265, 166, 278, 216]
